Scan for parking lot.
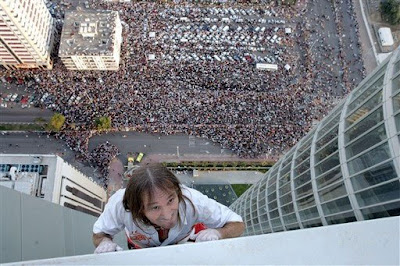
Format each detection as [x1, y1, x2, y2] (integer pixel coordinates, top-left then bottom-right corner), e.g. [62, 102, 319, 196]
[0, 80, 53, 123]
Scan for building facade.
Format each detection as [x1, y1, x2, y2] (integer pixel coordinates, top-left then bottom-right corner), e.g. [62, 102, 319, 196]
[230, 46, 400, 236]
[58, 10, 122, 71]
[0, 154, 107, 217]
[0, 0, 54, 69]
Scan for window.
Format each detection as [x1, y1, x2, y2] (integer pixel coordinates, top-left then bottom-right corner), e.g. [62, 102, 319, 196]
[325, 211, 356, 225]
[315, 152, 340, 176]
[318, 182, 347, 203]
[299, 206, 320, 221]
[321, 196, 352, 215]
[297, 194, 316, 210]
[302, 218, 322, 228]
[346, 123, 387, 158]
[316, 166, 342, 189]
[347, 142, 391, 175]
[345, 107, 384, 142]
[295, 181, 313, 199]
[351, 161, 398, 192]
[361, 201, 400, 220]
[355, 181, 400, 207]
[346, 90, 383, 126]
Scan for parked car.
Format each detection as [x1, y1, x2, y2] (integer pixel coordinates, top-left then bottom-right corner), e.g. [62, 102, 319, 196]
[15, 94, 23, 103]
[11, 93, 18, 102]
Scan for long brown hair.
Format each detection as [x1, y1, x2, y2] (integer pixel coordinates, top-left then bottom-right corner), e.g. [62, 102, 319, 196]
[123, 163, 191, 226]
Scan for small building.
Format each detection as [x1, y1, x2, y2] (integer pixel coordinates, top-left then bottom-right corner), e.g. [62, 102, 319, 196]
[378, 27, 394, 47]
[59, 10, 123, 71]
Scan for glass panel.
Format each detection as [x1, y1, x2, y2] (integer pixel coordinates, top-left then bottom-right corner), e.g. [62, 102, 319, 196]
[345, 107, 384, 142]
[296, 148, 311, 166]
[260, 221, 271, 233]
[279, 182, 291, 195]
[316, 166, 342, 189]
[285, 223, 300, 231]
[361, 201, 400, 220]
[351, 161, 398, 192]
[294, 170, 311, 188]
[280, 193, 292, 206]
[318, 182, 347, 203]
[316, 126, 338, 150]
[268, 193, 276, 203]
[321, 196, 352, 215]
[282, 213, 297, 224]
[318, 112, 341, 137]
[349, 72, 384, 108]
[315, 152, 340, 176]
[396, 113, 400, 133]
[315, 139, 338, 163]
[392, 74, 400, 94]
[346, 123, 387, 158]
[294, 158, 310, 176]
[295, 181, 313, 199]
[279, 172, 291, 187]
[281, 155, 293, 170]
[269, 209, 279, 219]
[297, 194, 316, 210]
[325, 211, 357, 225]
[355, 181, 400, 207]
[260, 213, 269, 224]
[394, 60, 400, 74]
[299, 206, 319, 220]
[273, 226, 284, 232]
[270, 217, 282, 227]
[268, 174, 277, 187]
[302, 218, 322, 228]
[346, 90, 383, 126]
[297, 136, 313, 157]
[393, 91, 400, 112]
[347, 142, 391, 175]
[268, 200, 277, 210]
[281, 203, 294, 215]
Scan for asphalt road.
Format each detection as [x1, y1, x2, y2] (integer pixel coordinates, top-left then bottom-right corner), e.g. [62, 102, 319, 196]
[89, 131, 233, 163]
[0, 108, 53, 123]
[0, 131, 233, 177]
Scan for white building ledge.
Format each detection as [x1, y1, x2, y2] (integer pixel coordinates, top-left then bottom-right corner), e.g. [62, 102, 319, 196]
[5, 217, 399, 265]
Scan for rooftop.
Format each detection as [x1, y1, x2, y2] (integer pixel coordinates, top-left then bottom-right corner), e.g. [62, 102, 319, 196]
[59, 10, 119, 57]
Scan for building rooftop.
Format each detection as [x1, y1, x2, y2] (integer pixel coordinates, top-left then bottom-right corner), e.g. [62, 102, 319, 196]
[59, 10, 119, 56]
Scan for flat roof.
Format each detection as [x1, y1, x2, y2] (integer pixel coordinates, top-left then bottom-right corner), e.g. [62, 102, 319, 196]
[59, 10, 119, 56]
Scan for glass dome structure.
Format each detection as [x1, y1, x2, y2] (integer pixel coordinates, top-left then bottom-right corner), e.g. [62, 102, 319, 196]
[230, 46, 400, 236]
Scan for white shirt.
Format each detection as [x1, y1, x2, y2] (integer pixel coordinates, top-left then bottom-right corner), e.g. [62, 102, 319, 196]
[93, 185, 243, 248]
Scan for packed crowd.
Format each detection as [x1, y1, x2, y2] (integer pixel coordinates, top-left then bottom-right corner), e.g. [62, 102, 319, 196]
[4, 1, 365, 163]
[89, 142, 120, 184]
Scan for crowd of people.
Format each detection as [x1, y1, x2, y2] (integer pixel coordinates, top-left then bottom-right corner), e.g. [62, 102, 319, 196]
[89, 142, 120, 184]
[4, 1, 365, 165]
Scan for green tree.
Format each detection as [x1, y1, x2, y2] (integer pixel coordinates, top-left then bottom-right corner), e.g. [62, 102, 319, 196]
[46, 113, 65, 132]
[95, 116, 112, 130]
[380, 0, 400, 25]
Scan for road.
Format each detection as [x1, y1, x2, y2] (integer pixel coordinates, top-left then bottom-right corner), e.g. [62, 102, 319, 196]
[0, 108, 53, 123]
[0, 131, 237, 176]
[89, 131, 234, 164]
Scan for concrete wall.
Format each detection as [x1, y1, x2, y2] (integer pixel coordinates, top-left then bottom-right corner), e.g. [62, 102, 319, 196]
[4, 216, 399, 265]
[0, 186, 125, 264]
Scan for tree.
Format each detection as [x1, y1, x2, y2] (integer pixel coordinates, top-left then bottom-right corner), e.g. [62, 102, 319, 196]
[95, 116, 112, 131]
[380, 0, 400, 25]
[46, 113, 65, 132]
